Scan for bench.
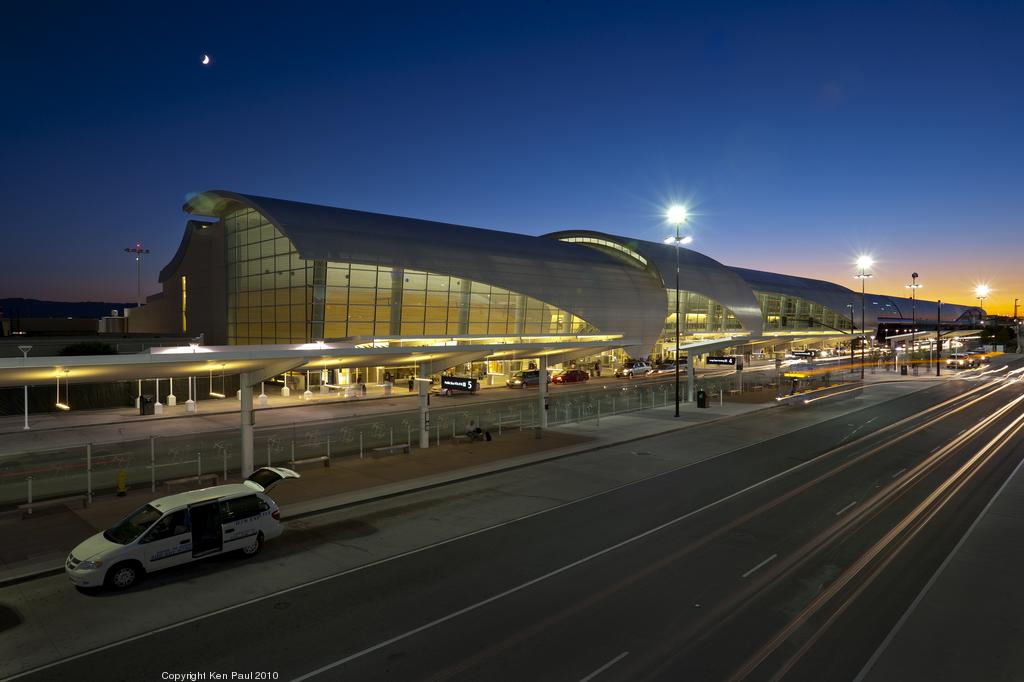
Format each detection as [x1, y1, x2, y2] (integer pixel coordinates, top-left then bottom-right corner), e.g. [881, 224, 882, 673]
[162, 473, 218, 494]
[371, 443, 411, 457]
[291, 456, 331, 469]
[18, 494, 88, 517]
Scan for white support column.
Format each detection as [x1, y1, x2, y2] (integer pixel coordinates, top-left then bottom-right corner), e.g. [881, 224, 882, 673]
[687, 353, 696, 402]
[240, 372, 254, 478]
[417, 378, 430, 449]
[153, 378, 163, 414]
[186, 376, 196, 413]
[135, 379, 142, 409]
[258, 381, 268, 407]
[538, 356, 549, 429]
[166, 377, 176, 406]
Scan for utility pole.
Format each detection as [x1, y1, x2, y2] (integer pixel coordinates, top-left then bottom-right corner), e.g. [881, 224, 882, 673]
[124, 242, 151, 307]
[936, 300, 942, 377]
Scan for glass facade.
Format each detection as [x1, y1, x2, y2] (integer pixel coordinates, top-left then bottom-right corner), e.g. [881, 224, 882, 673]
[226, 208, 595, 344]
[755, 292, 852, 331]
[226, 208, 313, 345]
[664, 289, 743, 335]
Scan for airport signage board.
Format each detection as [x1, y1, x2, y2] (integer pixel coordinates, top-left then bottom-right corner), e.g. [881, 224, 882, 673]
[792, 351, 817, 358]
[441, 376, 478, 392]
[705, 356, 736, 366]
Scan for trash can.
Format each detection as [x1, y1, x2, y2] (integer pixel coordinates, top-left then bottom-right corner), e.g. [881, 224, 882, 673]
[900, 364, 908, 376]
[696, 389, 708, 408]
[139, 394, 155, 415]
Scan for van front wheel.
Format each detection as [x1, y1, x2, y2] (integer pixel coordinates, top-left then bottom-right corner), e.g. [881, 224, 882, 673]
[241, 533, 263, 557]
[106, 562, 143, 590]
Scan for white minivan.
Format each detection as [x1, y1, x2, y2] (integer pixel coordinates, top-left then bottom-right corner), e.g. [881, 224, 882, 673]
[65, 467, 299, 589]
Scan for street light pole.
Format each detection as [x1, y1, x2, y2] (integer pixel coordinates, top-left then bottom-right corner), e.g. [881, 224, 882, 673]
[18, 345, 31, 430]
[855, 256, 873, 380]
[675, 228, 681, 417]
[906, 273, 921, 373]
[665, 205, 691, 418]
[936, 300, 942, 376]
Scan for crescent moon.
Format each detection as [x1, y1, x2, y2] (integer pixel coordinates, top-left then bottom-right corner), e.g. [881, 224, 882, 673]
[202, 54, 210, 65]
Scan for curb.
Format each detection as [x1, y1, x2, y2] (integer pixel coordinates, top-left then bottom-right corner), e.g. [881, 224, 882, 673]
[0, 400, 778, 589]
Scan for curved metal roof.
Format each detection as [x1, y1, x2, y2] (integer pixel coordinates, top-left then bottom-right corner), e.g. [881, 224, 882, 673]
[185, 191, 668, 353]
[547, 231, 765, 334]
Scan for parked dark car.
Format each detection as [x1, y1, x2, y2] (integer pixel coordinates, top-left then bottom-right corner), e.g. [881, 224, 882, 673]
[506, 370, 552, 388]
[552, 369, 590, 384]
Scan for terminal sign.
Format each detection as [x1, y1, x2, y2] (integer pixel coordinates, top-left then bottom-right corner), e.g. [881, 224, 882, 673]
[441, 376, 478, 392]
[706, 356, 736, 366]
[792, 351, 816, 358]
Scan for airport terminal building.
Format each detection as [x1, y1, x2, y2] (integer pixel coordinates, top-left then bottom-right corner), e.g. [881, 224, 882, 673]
[129, 190, 981, 378]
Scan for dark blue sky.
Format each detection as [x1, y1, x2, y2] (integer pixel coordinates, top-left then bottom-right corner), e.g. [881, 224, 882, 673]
[2, 1, 1021, 311]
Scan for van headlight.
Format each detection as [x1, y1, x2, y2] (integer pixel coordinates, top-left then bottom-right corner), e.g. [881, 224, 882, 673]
[77, 560, 103, 570]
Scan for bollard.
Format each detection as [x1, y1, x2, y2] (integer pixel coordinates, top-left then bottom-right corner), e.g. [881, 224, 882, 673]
[390, 427, 394, 447]
[26, 476, 33, 515]
[116, 468, 127, 496]
[326, 435, 331, 461]
[290, 439, 295, 466]
[150, 435, 156, 493]
[86, 444, 92, 505]
[359, 432, 364, 459]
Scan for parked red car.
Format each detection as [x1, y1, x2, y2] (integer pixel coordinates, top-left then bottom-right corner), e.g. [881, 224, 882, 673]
[552, 369, 590, 384]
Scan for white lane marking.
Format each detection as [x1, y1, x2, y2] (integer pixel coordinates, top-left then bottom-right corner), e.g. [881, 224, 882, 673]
[855, 423, 1024, 682]
[891, 468, 907, 479]
[835, 500, 858, 516]
[867, 417, 878, 424]
[579, 651, 630, 682]
[741, 553, 778, 579]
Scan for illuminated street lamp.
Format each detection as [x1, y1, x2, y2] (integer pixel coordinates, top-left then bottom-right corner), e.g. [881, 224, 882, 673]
[905, 273, 922, 372]
[854, 256, 873, 379]
[665, 205, 692, 417]
[975, 284, 990, 320]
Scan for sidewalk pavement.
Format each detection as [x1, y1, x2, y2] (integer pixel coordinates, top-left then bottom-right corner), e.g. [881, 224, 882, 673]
[0, 397, 773, 587]
[858, 443, 1024, 682]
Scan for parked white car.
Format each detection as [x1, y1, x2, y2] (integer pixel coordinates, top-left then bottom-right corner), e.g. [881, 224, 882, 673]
[65, 467, 299, 590]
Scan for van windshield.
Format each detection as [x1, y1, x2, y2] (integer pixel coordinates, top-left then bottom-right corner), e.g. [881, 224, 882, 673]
[104, 504, 163, 545]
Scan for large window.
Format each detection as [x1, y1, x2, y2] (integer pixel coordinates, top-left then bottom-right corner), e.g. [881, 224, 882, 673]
[663, 289, 742, 335]
[226, 208, 595, 344]
[756, 292, 852, 331]
[226, 208, 313, 345]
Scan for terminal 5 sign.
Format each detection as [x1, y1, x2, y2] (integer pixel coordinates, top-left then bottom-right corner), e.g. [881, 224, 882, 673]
[441, 376, 478, 392]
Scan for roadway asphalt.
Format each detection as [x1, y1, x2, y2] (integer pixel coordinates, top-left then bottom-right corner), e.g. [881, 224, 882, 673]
[2, 363, 1021, 681]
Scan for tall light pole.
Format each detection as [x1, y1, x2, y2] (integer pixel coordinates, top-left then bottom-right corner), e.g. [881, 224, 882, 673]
[18, 345, 31, 430]
[906, 272, 922, 371]
[855, 256, 873, 379]
[665, 205, 692, 417]
[124, 242, 151, 308]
